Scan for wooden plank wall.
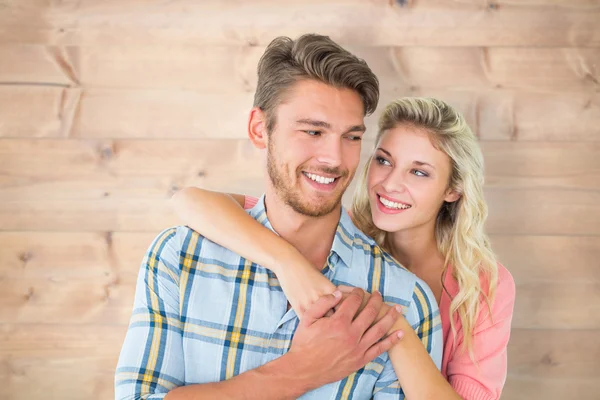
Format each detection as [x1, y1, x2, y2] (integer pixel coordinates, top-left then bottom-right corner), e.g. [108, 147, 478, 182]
[1, 1, 599, 398]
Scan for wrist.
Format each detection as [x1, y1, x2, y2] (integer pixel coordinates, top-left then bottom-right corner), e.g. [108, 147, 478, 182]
[258, 352, 317, 397]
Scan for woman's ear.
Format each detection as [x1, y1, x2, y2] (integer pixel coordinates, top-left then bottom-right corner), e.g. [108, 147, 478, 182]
[444, 188, 461, 203]
[248, 107, 268, 149]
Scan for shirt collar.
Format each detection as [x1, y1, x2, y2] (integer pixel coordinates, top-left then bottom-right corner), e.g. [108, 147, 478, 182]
[248, 195, 355, 269]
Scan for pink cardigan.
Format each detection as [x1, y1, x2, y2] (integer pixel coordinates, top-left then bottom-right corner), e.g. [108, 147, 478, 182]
[243, 196, 516, 400]
[440, 263, 515, 400]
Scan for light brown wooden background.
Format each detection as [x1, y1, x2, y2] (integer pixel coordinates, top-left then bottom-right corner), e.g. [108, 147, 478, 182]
[1, 1, 599, 399]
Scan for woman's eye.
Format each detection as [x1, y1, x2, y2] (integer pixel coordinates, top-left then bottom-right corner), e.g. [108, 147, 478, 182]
[412, 169, 429, 177]
[375, 156, 391, 166]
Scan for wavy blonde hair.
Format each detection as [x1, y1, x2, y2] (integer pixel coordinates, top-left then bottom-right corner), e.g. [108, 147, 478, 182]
[351, 97, 498, 359]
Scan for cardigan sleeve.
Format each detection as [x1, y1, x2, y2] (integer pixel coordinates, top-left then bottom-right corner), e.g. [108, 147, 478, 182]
[446, 264, 516, 400]
[243, 195, 259, 210]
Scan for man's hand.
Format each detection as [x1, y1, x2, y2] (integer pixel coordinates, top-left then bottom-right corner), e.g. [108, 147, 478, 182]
[285, 288, 404, 391]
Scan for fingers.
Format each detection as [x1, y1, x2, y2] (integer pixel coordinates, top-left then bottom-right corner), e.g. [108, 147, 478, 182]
[337, 285, 355, 293]
[363, 330, 405, 363]
[359, 304, 402, 348]
[299, 290, 343, 328]
[332, 287, 364, 322]
[351, 290, 383, 334]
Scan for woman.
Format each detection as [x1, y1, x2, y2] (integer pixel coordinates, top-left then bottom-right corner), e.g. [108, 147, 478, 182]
[172, 97, 515, 400]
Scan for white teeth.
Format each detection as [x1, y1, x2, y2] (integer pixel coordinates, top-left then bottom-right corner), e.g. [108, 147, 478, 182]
[306, 173, 335, 184]
[379, 196, 411, 210]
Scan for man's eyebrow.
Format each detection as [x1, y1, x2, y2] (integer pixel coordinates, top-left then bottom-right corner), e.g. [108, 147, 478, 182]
[296, 119, 331, 129]
[345, 124, 367, 134]
[296, 119, 366, 134]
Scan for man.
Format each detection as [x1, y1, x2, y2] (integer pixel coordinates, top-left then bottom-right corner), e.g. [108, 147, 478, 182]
[115, 34, 442, 399]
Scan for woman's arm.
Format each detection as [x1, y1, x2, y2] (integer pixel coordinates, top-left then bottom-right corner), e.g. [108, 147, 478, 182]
[338, 287, 461, 400]
[171, 187, 336, 315]
[387, 317, 462, 400]
[385, 266, 515, 400]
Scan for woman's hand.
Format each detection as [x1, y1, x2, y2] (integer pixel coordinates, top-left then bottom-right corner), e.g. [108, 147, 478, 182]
[273, 260, 337, 318]
[337, 285, 408, 334]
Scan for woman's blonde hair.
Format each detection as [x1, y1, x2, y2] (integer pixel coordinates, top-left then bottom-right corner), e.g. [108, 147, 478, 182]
[351, 97, 498, 359]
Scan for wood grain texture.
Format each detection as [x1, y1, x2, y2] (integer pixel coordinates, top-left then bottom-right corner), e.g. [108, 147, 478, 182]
[2, 325, 598, 400]
[1, 0, 598, 47]
[3, 276, 598, 328]
[507, 329, 600, 380]
[1, 45, 597, 92]
[1, 0, 598, 398]
[490, 235, 600, 283]
[2, 232, 598, 283]
[1, 139, 598, 193]
[0, 324, 123, 400]
[2, 86, 599, 141]
[512, 282, 600, 329]
[1, 139, 598, 233]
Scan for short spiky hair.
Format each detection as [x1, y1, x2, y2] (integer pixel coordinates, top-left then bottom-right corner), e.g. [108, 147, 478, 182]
[253, 34, 379, 132]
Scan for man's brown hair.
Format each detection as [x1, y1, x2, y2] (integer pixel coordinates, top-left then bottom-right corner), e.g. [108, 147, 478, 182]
[253, 34, 379, 133]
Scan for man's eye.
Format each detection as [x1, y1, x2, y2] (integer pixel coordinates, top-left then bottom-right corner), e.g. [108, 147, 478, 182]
[347, 135, 363, 141]
[305, 130, 321, 136]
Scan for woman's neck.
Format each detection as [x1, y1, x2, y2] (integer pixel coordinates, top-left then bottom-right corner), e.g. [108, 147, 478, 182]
[385, 224, 445, 275]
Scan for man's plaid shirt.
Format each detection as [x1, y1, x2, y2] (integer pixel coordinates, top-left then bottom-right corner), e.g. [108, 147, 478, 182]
[115, 196, 442, 399]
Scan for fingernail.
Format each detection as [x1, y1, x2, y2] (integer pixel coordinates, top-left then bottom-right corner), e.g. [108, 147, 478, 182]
[333, 290, 342, 299]
[394, 305, 402, 313]
[397, 331, 404, 339]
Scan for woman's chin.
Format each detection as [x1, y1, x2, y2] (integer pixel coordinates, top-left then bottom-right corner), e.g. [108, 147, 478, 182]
[371, 215, 403, 234]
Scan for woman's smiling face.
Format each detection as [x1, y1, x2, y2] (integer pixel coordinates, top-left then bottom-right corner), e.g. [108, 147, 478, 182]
[367, 123, 460, 235]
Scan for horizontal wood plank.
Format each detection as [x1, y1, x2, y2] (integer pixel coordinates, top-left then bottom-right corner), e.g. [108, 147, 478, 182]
[490, 235, 600, 283]
[2, 325, 599, 399]
[1, 46, 597, 91]
[2, 278, 597, 328]
[0, 190, 597, 234]
[484, 188, 600, 235]
[1, 139, 598, 234]
[502, 378, 599, 400]
[1, 139, 598, 195]
[0, 86, 80, 138]
[2, 233, 598, 283]
[3, 325, 598, 379]
[1, 233, 599, 328]
[0, 278, 135, 325]
[2, 86, 598, 141]
[507, 329, 600, 380]
[512, 282, 600, 329]
[0, 0, 598, 47]
[0, 45, 73, 85]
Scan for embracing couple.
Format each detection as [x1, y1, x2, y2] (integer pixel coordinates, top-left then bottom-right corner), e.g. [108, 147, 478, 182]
[115, 34, 515, 400]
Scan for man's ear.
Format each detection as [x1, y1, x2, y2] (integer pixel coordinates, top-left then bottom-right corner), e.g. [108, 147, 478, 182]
[444, 188, 461, 203]
[248, 107, 268, 149]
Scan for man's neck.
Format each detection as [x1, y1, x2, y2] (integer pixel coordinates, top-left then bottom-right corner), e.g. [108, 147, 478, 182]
[264, 193, 341, 270]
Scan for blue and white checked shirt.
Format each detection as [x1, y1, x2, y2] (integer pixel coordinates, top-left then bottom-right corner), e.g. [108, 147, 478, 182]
[115, 196, 442, 399]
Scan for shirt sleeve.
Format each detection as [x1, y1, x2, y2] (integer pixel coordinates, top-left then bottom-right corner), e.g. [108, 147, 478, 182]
[446, 265, 516, 400]
[372, 358, 405, 399]
[114, 227, 187, 400]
